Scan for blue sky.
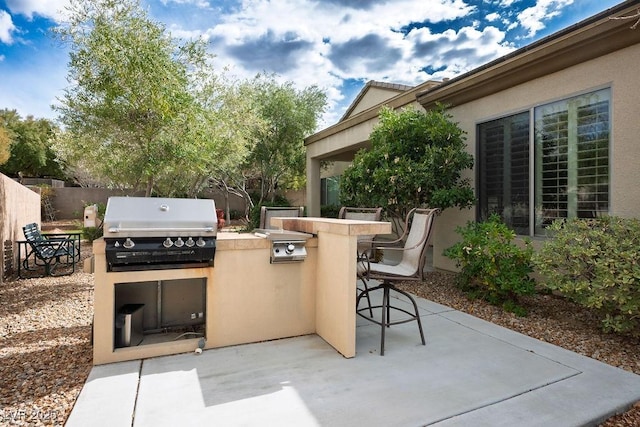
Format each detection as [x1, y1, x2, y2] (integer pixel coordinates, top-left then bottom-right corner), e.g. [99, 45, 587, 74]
[0, 0, 624, 129]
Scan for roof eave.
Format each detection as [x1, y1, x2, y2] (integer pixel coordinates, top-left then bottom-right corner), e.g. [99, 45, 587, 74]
[416, 0, 640, 109]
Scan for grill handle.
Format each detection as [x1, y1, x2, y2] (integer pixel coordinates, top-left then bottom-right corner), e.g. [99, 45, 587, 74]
[107, 226, 215, 233]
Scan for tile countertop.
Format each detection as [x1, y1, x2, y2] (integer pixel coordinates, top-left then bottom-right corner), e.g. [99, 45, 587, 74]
[270, 217, 392, 236]
[217, 217, 391, 251]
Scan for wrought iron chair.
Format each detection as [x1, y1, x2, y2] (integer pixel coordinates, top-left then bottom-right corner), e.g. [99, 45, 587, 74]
[20, 223, 81, 277]
[356, 208, 439, 355]
[339, 207, 383, 317]
[259, 206, 305, 229]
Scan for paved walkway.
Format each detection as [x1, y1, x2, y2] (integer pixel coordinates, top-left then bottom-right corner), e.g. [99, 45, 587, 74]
[67, 293, 640, 426]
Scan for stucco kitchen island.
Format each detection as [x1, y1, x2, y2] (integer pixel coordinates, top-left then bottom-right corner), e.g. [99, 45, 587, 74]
[92, 217, 391, 365]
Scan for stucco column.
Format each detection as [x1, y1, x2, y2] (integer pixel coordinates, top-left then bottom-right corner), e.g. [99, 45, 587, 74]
[306, 155, 321, 217]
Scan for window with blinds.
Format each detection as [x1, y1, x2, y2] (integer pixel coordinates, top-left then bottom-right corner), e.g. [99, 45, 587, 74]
[534, 88, 610, 235]
[477, 87, 610, 237]
[478, 112, 530, 235]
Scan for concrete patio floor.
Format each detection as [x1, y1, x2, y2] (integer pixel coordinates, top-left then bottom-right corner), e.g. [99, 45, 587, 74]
[66, 291, 640, 426]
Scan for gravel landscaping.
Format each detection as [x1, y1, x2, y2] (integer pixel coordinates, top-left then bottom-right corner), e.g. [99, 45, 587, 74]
[0, 243, 638, 425]
[0, 252, 93, 426]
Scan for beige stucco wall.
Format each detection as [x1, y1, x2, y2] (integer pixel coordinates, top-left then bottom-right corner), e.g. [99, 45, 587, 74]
[321, 161, 351, 179]
[91, 235, 319, 365]
[348, 86, 406, 118]
[92, 218, 391, 364]
[50, 187, 300, 221]
[0, 173, 41, 280]
[432, 42, 640, 271]
[50, 188, 144, 219]
[50, 187, 250, 220]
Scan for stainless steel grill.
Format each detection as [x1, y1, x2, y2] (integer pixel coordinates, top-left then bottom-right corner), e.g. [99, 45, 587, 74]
[103, 197, 217, 271]
[253, 229, 312, 263]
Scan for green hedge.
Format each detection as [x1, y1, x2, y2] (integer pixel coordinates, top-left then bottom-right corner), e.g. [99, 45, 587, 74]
[533, 216, 640, 334]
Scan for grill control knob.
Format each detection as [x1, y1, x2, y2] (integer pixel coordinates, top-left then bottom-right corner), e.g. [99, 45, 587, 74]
[163, 238, 174, 248]
[196, 237, 206, 247]
[123, 238, 135, 249]
[286, 243, 295, 254]
[174, 237, 184, 248]
[114, 241, 120, 248]
[185, 237, 195, 247]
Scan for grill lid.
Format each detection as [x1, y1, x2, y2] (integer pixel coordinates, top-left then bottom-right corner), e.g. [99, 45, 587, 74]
[103, 197, 217, 238]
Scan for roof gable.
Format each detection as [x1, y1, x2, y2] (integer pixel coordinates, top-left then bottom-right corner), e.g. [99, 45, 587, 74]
[341, 81, 413, 121]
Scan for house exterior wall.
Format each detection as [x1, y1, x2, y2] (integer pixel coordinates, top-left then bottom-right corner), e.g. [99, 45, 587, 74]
[432, 42, 640, 271]
[347, 86, 407, 118]
[305, 3, 640, 272]
[321, 161, 351, 179]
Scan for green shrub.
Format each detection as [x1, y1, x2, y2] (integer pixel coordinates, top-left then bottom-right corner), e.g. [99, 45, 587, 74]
[444, 214, 535, 315]
[229, 209, 244, 220]
[321, 204, 340, 218]
[82, 226, 103, 242]
[533, 217, 640, 334]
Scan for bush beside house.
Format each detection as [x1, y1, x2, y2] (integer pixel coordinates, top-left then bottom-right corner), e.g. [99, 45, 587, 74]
[444, 214, 640, 336]
[444, 214, 536, 316]
[534, 217, 640, 334]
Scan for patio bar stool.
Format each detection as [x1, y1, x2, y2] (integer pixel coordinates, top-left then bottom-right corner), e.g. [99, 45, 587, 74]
[356, 208, 439, 355]
[339, 206, 383, 317]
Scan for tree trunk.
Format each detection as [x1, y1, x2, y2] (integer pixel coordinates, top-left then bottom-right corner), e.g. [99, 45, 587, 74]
[145, 176, 154, 197]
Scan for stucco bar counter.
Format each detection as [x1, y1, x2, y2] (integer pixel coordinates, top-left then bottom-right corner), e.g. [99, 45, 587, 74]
[92, 217, 391, 365]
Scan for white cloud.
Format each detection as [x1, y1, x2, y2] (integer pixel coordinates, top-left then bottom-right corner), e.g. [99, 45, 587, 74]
[160, 0, 211, 8]
[3, 0, 599, 127]
[0, 10, 16, 44]
[517, 0, 575, 37]
[182, 0, 479, 126]
[405, 24, 513, 80]
[5, 0, 69, 21]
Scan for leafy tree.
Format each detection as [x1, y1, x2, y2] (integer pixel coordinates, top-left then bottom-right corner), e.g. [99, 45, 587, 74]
[53, 0, 210, 196]
[245, 75, 327, 203]
[51, 128, 113, 187]
[340, 105, 475, 225]
[0, 126, 10, 166]
[154, 76, 265, 219]
[0, 109, 64, 179]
